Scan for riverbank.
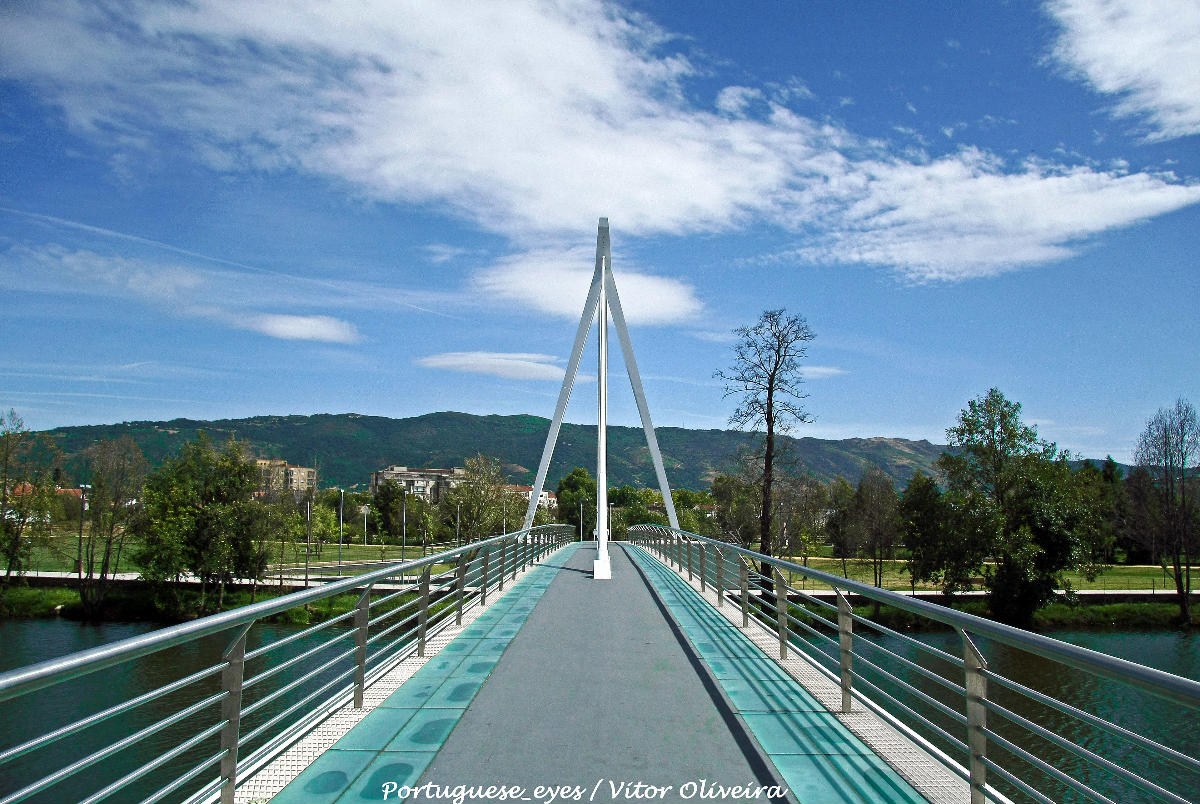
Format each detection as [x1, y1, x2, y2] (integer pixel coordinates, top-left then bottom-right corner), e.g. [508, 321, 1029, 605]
[860, 599, 1198, 631]
[3, 580, 1197, 631]
[0, 583, 373, 625]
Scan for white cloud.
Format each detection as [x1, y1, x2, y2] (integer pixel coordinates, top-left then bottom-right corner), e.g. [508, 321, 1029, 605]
[2, 1, 1198, 281]
[473, 247, 703, 325]
[417, 352, 567, 380]
[787, 148, 1200, 280]
[803, 366, 848, 379]
[247, 314, 360, 343]
[1046, 0, 1200, 140]
[2, 244, 362, 343]
[715, 86, 765, 116]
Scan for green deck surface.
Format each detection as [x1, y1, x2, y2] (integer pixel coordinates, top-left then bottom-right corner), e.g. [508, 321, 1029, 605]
[268, 542, 929, 804]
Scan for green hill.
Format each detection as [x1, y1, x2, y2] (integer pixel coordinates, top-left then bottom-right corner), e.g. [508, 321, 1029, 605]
[39, 411, 948, 491]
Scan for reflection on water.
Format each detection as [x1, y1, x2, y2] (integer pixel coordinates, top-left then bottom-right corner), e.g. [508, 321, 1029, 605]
[850, 628, 1200, 804]
[0, 618, 349, 804]
[2, 620, 1197, 804]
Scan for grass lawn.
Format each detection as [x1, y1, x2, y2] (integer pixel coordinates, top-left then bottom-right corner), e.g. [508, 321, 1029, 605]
[775, 554, 1180, 593]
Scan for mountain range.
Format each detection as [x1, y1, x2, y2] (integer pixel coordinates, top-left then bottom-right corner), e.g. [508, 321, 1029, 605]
[38, 412, 950, 491]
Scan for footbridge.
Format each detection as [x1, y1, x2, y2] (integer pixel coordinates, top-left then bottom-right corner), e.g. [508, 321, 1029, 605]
[2, 527, 1199, 804]
[2, 219, 1198, 803]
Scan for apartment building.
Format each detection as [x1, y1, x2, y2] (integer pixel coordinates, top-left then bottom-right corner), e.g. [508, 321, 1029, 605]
[369, 465, 465, 503]
[256, 459, 317, 497]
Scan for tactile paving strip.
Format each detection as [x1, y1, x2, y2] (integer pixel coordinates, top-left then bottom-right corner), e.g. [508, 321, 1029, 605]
[234, 544, 578, 804]
[627, 543, 972, 804]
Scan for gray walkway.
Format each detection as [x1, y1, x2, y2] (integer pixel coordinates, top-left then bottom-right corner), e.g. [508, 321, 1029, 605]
[416, 543, 789, 802]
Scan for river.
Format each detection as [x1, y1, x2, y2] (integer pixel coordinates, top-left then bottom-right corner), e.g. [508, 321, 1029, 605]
[0, 620, 1196, 803]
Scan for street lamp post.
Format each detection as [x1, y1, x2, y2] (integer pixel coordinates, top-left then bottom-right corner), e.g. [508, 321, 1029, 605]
[304, 500, 312, 589]
[338, 489, 344, 568]
[363, 503, 369, 546]
[456, 501, 461, 548]
[75, 484, 91, 577]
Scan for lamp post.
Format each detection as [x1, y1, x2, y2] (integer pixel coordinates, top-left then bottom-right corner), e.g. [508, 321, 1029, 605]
[75, 484, 91, 577]
[338, 489, 344, 568]
[362, 503, 370, 547]
[456, 501, 461, 548]
[304, 499, 312, 589]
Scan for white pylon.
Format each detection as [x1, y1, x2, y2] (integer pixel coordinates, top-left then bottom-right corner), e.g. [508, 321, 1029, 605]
[521, 218, 680, 580]
[594, 254, 612, 579]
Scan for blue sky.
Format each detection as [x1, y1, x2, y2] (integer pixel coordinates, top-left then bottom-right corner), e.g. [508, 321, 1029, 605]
[2, 0, 1197, 464]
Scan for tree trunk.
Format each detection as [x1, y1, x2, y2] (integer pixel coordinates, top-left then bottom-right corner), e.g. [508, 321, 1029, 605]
[759, 390, 775, 580]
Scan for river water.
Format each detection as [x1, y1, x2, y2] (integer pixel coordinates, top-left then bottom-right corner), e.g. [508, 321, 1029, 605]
[0, 620, 1196, 803]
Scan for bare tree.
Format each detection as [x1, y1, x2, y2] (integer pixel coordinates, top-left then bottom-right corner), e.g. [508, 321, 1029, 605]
[78, 436, 147, 619]
[1, 410, 57, 581]
[1134, 398, 1199, 621]
[715, 309, 815, 568]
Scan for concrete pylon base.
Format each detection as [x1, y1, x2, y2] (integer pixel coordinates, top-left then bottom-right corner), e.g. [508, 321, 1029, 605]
[593, 554, 612, 580]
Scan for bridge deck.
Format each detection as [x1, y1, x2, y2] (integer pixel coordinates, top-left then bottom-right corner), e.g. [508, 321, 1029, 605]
[260, 543, 941, 804]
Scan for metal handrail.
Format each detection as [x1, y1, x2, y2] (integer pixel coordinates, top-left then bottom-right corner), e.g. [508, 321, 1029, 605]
[0, 527, 559, 703]
[630, 524, 1200, 804]
[0, 524, 573, 804]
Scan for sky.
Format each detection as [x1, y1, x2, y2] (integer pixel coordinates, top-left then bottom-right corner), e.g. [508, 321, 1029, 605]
[1, 0, 1198, 465]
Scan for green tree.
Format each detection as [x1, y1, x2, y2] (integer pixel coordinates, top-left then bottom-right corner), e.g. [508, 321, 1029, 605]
[1134, 398, 1199, 621]
[1121, 466, 1161, 564]
[373, 480, 405, 545]
[716, 309, 816, 571]
[776, 472, 826, 566]
[556, 467, 597, 540]
[77, 436, 147, 619]
[132, 433, 268, 612]
[938, 388, 1109, 625]
[851, 465, 900, 596]
[710, 472, 760, 547]
[1, 410, 56, 582]
[440, 454, 508, 544]
[825, 476, 858, 577]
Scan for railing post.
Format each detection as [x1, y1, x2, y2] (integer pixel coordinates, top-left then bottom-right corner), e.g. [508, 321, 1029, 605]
[686, 538, 694, 581]
[455, 553, 467, 625]
[674, 532, 682, 570]
[739, 557, 749, 627]
[774, 568, 788, 659]
[499, 541, 507, 592]
[218, 621, 254, 804]
[836, 589, 853, 713]
[354, 586, 373, 708]
[716, 549, 725, 607]
[699, 544, 707, 592]
[963, 631, 989, 804]
[417, 567, 431, 657]
[481, 549, 490, 606]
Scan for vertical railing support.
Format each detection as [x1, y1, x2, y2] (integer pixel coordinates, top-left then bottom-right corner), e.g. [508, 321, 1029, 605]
[353, 586, 372, 708]
[716, 549, 726, 607]
[963, 630, 989, 804]
[218, 621, 254, 804]
[774, 568, 788, 659]
[836, 589, 853, 713]
[739, 557, 749, 628]
[499, 541, 507, 592]
[455, 553, 467, 625]
[674, 532, 682, 570]
[481, 549, 490, 606]
[686, 538, 694, 581]
[417, 567, 431, 657]
[699, 544, 707, 592]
